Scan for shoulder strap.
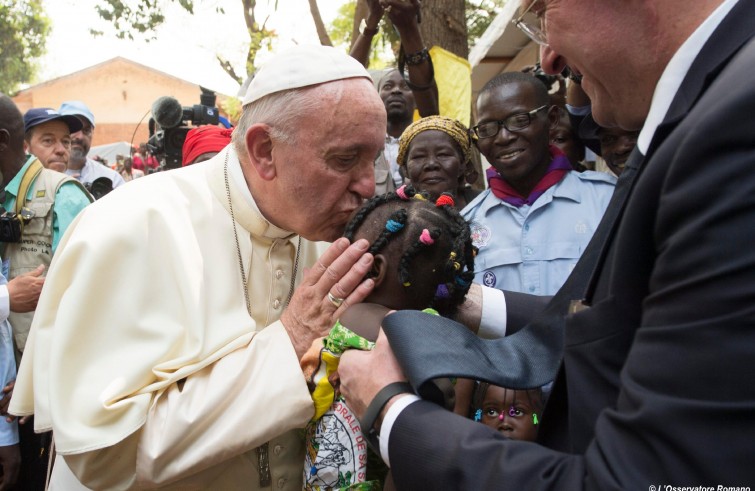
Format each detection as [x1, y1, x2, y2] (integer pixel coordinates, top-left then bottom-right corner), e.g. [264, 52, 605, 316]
[15, 159, 45, 214]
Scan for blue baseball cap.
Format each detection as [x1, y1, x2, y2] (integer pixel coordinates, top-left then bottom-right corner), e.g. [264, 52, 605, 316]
[24, 108, 83, 134]
[59, 100, 95, 127]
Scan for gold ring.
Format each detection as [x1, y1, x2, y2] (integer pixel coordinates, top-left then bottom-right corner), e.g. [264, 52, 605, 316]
[327, 292, 344, 308]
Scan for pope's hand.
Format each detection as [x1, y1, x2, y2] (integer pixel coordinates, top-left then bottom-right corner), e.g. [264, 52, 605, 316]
[281, 238, 375, 360]
[340, 329, 408, 423]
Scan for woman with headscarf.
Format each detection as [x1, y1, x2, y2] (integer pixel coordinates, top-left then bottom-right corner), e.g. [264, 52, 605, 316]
[396, 115, 479, 209]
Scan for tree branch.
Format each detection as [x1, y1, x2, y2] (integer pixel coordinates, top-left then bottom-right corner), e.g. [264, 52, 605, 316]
[308, 0, 333, 46]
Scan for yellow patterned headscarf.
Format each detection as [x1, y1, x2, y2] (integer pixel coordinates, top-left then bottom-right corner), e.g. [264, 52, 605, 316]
[397, 115, 471, 168]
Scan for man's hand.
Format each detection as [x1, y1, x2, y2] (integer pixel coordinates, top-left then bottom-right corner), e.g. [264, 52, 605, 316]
[365, 0, 385, 27]
[380, 0, 421, 30]
[8, 264, 45, 313]
[340, 329, 408, 421]
[281, 238, 375, 360]
[0, 444, 20, 491]
[0, 381, 12, 422]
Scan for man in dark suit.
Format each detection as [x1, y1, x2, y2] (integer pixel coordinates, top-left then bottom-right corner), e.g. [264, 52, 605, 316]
[339, 0, 755, 488]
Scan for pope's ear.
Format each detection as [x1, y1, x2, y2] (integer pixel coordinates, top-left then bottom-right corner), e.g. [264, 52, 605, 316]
[245, 124, 276, 181]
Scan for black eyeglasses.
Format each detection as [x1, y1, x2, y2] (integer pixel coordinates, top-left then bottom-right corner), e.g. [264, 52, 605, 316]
[470, 105, 548, 140]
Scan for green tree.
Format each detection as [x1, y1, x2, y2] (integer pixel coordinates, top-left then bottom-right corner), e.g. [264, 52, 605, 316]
[0, 0, 51, 95]
[92, 0, 283, 85]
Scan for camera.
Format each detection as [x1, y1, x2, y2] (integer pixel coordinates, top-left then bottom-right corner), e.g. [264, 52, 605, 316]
[147, 87, 220, 169]
[0, 207, 35, 243]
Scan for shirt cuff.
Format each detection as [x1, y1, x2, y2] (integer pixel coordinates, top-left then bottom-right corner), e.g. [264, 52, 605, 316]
[477, 286, 507, 339]
[379, 394, 421, 467]
[0, 285, 9, 323]
[565, 103, 591, 116]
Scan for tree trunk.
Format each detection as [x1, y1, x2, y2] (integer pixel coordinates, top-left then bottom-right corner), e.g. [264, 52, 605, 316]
[419, 0, 468, 59]
[308, 0, 333, 46]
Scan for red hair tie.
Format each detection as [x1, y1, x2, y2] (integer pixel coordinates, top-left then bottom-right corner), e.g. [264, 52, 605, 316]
[435, 193, 455, 208]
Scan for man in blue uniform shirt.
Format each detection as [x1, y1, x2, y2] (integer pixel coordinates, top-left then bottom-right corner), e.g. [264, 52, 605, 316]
[462, 72, 614, 296]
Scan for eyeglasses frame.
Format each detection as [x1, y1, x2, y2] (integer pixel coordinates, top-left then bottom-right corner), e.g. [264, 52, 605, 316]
[470, 105, 549, 140]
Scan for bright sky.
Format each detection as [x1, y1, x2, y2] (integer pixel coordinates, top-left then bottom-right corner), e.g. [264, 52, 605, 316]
[39, 0, 347, 97]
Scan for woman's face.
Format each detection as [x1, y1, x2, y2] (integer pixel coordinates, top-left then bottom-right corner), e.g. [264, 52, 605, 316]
[404, 130, 465, 200]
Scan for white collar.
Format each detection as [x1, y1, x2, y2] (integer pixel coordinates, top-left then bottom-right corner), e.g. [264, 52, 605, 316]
[637, 0, 739, 154]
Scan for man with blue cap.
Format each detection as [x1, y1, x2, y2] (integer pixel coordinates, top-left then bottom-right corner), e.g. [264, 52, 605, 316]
[0, 98, 92, 490]
[59, 101, 125, 197]
[22, 107, 82, 173]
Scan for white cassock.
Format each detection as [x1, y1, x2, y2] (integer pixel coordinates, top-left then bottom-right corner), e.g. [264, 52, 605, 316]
[10, 146, 321, 490]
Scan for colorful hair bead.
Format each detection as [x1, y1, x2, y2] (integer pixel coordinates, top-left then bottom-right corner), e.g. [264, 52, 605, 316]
[386, 219, 404, 233]
[396, 185, 410, 200]
[455, 275, 469, 286]
[403, 281, 411, 287]
[474, 409, 482, 422]
[435, 193, 455, 208]
[435, 283, 450, 299]
[508, 406, 518, 417]
[532, 413, 539, 425]
[419, 228, 435, 245]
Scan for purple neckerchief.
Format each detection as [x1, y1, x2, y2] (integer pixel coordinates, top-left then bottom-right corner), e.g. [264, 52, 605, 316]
[486, 147, 573, 207]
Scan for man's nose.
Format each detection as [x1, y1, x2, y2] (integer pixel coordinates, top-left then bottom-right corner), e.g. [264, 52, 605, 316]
[540, 44, 567, 75]
[350, 163, 375, 199]
[493, 125, 517, 145]
[54, 142, 68, 154]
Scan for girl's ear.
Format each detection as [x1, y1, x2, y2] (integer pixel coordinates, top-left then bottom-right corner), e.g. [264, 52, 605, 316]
[371, 254, 388, 287]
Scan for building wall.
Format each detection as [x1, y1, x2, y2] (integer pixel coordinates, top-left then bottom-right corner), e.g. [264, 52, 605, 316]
[12, 58, 229, 147]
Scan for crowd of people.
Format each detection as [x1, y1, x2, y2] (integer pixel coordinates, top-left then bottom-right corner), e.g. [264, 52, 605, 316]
[0, 0, 753, 489]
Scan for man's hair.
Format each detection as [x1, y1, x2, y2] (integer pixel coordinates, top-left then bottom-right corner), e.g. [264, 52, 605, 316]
[343, 186, 475, 317]
[377, 68, 406, 91]
[480, 71, 551, 107]
[232, 85, 327, 158]
[0, 94, 25, 143]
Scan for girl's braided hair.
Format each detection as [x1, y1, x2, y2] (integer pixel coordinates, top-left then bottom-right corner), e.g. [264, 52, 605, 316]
[343, 185, 476, 317]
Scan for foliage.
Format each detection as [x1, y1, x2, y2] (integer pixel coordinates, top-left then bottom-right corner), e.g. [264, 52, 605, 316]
[90, 0, 215, 40]
[0, 0, 51, 94]
[92, 0, 279, 84]
[466, 0, 506, 44]
[328, 1, 356, 47]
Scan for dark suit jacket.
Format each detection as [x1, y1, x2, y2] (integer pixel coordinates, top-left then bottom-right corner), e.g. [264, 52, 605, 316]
[388, 2, 755, 489]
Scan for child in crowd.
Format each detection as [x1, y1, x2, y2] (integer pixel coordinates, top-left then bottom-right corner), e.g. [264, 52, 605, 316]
[471, 382, 544, 442]
[301, 185, 476, 490]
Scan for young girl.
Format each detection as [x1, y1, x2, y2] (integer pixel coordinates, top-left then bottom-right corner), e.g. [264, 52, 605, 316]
[471, 382, 544, 442]
[301, 185, 476, 490]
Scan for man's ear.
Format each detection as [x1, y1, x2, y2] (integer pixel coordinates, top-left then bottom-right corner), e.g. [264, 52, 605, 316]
[371, 254, 389, 288]
[547, 105, 560, 130]
[245, 124, 276, 181]
[0, 129, 9, 153]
